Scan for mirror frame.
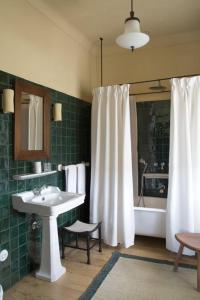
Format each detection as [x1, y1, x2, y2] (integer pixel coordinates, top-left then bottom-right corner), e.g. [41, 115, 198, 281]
[14, 79, 50, 160]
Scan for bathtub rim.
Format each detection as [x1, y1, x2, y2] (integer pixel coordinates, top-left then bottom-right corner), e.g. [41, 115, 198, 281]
[134, 206, 166, 213]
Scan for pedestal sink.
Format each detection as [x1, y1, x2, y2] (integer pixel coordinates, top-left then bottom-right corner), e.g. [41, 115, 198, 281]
[12, 186, 85, 282]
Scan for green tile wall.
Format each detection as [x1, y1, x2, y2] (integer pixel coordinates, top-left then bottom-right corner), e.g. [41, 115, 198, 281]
[0, 70, 91, 290]
[137, 100, 170, 198]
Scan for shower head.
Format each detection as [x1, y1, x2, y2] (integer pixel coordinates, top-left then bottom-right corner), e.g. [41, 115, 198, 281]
[139, 158, 148, 174]
[149, 80, 167, 91]
[139, 158, 146, 165]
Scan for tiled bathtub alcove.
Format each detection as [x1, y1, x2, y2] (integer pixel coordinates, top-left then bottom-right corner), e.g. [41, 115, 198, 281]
[137, 100, 170, 198]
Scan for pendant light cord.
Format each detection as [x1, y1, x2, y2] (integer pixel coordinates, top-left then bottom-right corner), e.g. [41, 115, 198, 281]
[130, 0, 134, 18]
[100, 37, 103, 87]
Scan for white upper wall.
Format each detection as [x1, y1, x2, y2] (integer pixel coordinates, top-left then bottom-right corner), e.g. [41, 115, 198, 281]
[0, 0, 92, 101]
[92, 31, 200, 92]
[0, 0, 199, 101]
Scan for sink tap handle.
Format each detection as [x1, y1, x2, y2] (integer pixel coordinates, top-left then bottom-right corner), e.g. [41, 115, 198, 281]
[39, 184, 49, 194]
[33, 187, 40, 196]
[41, 184, 48, 190]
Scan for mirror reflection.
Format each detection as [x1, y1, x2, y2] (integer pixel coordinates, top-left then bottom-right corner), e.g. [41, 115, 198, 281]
[21, 92, 43, 150]
[14, 79, 50, 160]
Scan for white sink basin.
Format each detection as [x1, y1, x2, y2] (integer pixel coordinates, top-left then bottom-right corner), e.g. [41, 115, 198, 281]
[12, 186, 85, 282]
[12, 186, 85, 217]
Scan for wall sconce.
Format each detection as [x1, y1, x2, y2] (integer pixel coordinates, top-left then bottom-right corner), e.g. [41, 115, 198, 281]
[1, 89, 14, 113]
[53, 103, 62, 121]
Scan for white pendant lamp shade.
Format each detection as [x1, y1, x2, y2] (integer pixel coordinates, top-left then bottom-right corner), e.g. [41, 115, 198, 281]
[116, 19, 149, 50]
[116, 0, 150, 51]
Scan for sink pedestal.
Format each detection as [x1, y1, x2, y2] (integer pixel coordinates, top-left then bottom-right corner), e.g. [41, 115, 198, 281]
[36, 216, 66, 282]
[12, 186, 85, 282]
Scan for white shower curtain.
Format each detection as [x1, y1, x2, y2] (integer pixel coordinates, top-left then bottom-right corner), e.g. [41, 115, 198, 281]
[130, 96, 138, 202]
[90, 85, 135, 248]
[166, 76, 200, 255]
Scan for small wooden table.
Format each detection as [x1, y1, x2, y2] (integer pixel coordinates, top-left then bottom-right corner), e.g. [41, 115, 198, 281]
[174, 232, 200, 292]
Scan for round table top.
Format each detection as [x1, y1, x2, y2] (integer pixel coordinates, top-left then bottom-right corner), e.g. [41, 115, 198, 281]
[175, 232, 200, 252]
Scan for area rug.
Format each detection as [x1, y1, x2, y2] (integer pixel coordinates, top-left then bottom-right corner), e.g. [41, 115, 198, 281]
[80, 252, 198, 300]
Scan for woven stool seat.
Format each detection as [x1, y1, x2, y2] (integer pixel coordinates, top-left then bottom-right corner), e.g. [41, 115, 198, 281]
[64, 220, 99, 233]
[60, 220, 102, 264]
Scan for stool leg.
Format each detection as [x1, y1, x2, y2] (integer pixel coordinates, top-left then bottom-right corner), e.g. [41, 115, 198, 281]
[174, 244, 184, 272]
[76, 233, 79, 248]
[86, 234, 90, 264]
[61, 230, 65, 259]
[98, 225, 102, 252]
[197, 251, 200, 292]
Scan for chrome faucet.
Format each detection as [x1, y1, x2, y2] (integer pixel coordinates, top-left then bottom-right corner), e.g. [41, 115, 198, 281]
[33, 184, 48, 196]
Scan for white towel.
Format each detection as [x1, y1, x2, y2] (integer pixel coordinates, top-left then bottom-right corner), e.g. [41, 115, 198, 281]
[63, 165, 77, 193]
[77, 163, 86, 194]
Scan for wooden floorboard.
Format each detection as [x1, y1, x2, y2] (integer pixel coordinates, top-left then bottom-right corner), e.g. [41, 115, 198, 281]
[4, 236, 196, 300]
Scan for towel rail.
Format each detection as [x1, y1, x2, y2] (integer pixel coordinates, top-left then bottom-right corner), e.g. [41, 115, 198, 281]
[62, 162, 90, 170]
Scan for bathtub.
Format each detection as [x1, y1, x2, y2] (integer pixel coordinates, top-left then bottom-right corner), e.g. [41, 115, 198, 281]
[134, 197, 166, 238]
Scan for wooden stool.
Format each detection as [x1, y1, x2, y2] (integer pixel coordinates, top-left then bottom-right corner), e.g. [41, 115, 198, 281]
[174, 232, 200, 292]
[60, 220, 102, 264]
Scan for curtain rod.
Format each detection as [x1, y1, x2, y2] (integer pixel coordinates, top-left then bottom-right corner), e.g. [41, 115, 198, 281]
[100, 37, 103, 87]
[130, 90, 171, 96]
[119, 73, 200, 86]
[97, 38, 200, 87]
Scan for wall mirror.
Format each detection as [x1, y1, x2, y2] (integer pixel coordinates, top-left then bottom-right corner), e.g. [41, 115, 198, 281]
[14, 79, 50, 160]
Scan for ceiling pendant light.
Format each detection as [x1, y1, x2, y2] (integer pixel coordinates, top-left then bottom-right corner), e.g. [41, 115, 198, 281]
[116, 0, 150, 51]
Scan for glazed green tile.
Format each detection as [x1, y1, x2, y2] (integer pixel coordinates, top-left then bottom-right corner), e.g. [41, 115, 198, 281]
[20, 266, 28, 279]
[17, 213, 27, 225]
[1, 206, 9, 218]
[11, 237, 18, 250]
[17, 180, 26, 192]
[17, 161, 25, 168]
[20, 255, 27, 268]
[0, 146, 8, 157]
[1, 277, 11, 290]
[57, 215, 63, 226]
[19, 244, 27, 257]
[11, 272, 20, 285]
[0, 242, 9, 254]
[19, 233, 27, 245]
[1, 263, 10, 278]
[137, 100, 170, 198]
[10, 226, 18, 238]
[19, 223, 27, 234]
[8, 180, 18, 193]
[0, 218, 9, 231]
[0, 170, 9, 183]
[11, 257, 19, 273]
[10, 213, 18, 227]
[0, 71, 9, 84]
[0, 230, 9, 244]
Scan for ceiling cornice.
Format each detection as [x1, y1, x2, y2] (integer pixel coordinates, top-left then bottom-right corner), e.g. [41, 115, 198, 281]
[27, 0, 93, 52]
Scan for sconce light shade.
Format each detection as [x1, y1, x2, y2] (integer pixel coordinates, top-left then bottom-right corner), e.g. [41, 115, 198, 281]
[2, 89, 14, 113]
[53, 103, 62, 121]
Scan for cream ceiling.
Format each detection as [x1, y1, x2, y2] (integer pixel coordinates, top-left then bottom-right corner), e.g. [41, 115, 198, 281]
[31, 0, 200, 45]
